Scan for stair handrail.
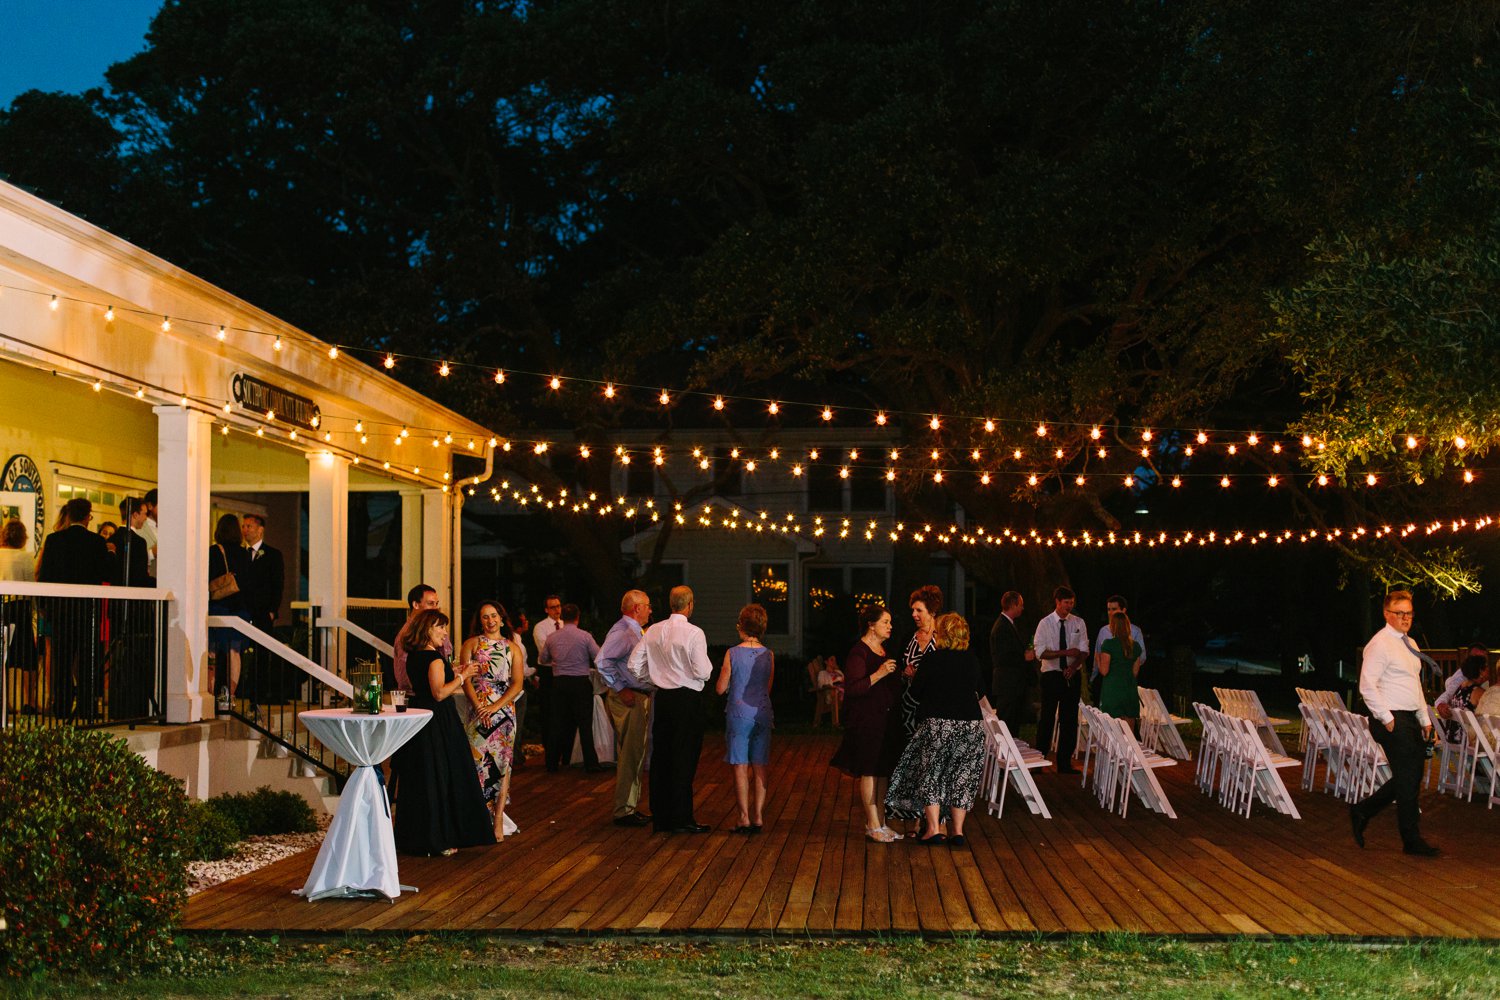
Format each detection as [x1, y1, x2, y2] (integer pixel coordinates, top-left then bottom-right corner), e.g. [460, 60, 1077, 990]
[205, 615, 354, 698]
[317, 617, 395, 659]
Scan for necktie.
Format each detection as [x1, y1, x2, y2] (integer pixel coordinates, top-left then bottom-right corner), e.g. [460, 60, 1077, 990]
[554, 620, 561, 632]
[1402, 634, 1438, 669]
[1059, 616, 1068, 668]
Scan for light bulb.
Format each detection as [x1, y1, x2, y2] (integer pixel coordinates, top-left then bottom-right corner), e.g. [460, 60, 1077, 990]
[92, 380, 102, 392]
[273, 336, 283, 351]
[821, 407, 834, 422]
[659, 390, 671, 405]
[1036, 423, 1048, 437]
[929, 415, 941, 430]
[550, 376, 562, 390]
[161, 317, 171, 332]
[105, 305, 114, 321]
[217, 326, 226, 341]
[713, 396, 725, 410]
[984, 419, 996, 433]
[439, 362, 450, 377]
[327, 346, 338, 359]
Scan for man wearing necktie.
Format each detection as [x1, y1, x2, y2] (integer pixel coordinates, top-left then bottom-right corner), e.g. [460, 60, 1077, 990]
[1350, 590, 1439, 856]
[1033, 586, 1088, 773]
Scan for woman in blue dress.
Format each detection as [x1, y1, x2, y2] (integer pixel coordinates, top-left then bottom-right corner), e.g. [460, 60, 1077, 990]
[717, 603, 774, 834]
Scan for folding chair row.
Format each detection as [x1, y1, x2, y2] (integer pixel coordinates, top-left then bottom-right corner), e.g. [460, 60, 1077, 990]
[1294, 688, 1344, 751]
[1297, 704, 1390, 803]
[978, 710, 1053, 819]
[1214, 686, 1292, 755]
[1078, 704, 1177, 819]
[1454, 708, 1500, 808]
[1138, 686, 1192, 761]
[1195, 703, 1300, 818]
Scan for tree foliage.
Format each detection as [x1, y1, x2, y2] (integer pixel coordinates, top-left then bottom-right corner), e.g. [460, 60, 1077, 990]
[3, 0, 1499, 598]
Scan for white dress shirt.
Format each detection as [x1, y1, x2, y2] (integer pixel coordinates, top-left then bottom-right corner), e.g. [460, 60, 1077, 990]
[1034, 611, 1089, 674]
[1434, 669, 1467, 711]
[533, 616, 562, 655]
[628, 613, 712, 691]
[1359, 625, 1432, 727]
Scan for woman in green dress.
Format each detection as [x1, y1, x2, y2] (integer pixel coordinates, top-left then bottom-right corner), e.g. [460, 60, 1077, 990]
[1096, 610, 1143, 727]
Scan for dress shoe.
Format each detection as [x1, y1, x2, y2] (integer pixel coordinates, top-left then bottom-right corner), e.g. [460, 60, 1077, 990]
[583, 764, 607, 773]
[613, 812, 651, 828]
[670, 823, 711, 834]
[1349, 805, 1368, 848]
[1403, 840, 1441, 857]
[1055, 765, 1079, 775]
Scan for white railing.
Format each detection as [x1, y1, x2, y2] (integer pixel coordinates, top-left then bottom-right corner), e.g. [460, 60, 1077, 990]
[205, 616, 353, 698]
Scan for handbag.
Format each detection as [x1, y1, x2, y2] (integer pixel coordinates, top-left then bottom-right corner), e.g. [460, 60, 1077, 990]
[208, 544, 240, 601]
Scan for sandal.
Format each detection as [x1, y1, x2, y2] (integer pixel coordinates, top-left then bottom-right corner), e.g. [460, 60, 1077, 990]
[878, 826, 904, 841]
[865, 827, 896, 843]
[439, 847, 459, 856]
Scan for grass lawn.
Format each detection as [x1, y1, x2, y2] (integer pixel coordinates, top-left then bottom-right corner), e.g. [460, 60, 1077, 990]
[10, 934, 1499, 999]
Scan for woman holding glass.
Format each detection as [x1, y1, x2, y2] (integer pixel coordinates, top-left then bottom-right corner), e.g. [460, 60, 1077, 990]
[392, 609, 495, 856]
[830, 603, 905, 842]
[460, 600, 526, 841]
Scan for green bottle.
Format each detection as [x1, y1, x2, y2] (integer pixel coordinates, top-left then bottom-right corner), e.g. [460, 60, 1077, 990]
[364, 673, 384, 714]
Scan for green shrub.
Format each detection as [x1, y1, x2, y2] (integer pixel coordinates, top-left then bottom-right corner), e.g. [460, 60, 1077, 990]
[206, 786, 317, 837]
[0, 727, 189, 977]
[184, 800, 240, 861]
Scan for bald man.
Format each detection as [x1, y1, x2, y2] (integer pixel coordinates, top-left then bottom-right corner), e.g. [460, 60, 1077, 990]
[596, 589, 655, 826]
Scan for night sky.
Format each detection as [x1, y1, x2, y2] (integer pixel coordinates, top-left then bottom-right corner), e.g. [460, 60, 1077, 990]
[0, 0, 160, 105]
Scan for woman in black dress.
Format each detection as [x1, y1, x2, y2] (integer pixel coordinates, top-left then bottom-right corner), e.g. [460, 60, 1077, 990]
[830, 604, 904, 842]
[885, 613, 987, 847]
[392, 609, 495, 856]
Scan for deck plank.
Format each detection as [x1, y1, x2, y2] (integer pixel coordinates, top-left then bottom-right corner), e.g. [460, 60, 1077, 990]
[184, 732, 1500, 937]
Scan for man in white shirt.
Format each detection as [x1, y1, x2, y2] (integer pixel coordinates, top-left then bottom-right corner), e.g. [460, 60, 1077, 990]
[140, 487, 159, 580]
[531, 595, 563, 745]
[628, 585, 713, 833]
[1091, 594, 1145, 699]
[1032, 586, 1089, 773]
[1350, 590, 1438, 856]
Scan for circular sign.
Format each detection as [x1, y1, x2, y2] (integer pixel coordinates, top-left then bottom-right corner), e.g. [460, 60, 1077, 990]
[0, 454, 44, 550]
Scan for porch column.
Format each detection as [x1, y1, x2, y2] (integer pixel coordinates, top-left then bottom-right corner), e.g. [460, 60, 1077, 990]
[156, 405, 212, 723]
[308, 452, 349, 674]
[421, 488, 454, 623]
[400, 490, 423, 592]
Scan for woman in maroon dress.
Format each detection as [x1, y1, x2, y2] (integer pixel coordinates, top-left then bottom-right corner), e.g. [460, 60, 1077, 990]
[830, 604, 904, 842]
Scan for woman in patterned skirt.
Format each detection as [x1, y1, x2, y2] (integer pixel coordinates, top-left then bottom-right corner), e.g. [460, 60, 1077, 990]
[892, 584, 942, 832]
[459, 600, 526, 841]
[885, 612, 986, 847]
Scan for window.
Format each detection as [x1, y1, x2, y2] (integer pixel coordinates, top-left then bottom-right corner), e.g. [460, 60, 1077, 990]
[805, 564, 890, 655]
[713, 447, 743, 495]
[806, 463, 842, 512]
[848, 465, 888, 511]
[625, 457, 655, 497]
[750, 562, 791, 635]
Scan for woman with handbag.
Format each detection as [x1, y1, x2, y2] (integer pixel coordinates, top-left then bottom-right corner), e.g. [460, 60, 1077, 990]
[207, 513, 251, 700]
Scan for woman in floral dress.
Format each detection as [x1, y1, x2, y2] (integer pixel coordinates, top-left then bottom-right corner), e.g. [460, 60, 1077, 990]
[459, 600, 526, 841]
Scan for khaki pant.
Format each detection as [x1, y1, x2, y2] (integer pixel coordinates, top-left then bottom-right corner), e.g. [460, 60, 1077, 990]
[605, 688, 651, 817]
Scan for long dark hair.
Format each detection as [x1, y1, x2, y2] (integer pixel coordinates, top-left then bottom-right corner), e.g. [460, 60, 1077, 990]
[213, 513, 241, 550]
[469, 600, 514, 640]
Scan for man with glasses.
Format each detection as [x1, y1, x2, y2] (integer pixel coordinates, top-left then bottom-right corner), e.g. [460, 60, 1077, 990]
[1349, 591, 1439, 856]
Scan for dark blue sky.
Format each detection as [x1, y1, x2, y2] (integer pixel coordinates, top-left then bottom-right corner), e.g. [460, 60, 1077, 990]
[0, 0, 161, 106]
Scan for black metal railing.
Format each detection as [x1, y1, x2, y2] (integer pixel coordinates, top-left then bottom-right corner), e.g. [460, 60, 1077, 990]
[2, 583, 167, 730]
[207, 615, 355, 784]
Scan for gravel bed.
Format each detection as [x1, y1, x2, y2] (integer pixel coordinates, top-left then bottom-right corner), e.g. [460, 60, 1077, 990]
[187, 814, 332, 895]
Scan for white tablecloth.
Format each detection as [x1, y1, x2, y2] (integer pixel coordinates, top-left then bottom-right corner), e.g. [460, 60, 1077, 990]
[295, 707, 431, 901]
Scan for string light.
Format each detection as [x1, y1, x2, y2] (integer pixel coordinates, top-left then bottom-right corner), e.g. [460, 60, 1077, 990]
[1247, 433, 1259, 446]
[822, 407, 835, 422]
[550, 376, 562, 390]
[49, 295, 58, 311]
[713, 396, 725, 411]
[1456, 435, 1468, 450]
[161, 317, 171, 332]
[1036, 423, 1048, 437]
[1090, 426, 1102, 440]
[105, 305, 114, 321]
[1406, 435, 1418, 450]
[383, 354, 396, 369]
[876, 411, 888, 426]
[439, 362, 451, 377]
[92, 380, 102, 392]
[768, 401, 780, 415]
[327, 346, 338, 359]
[273, 336, 283, 351]
[929, 415, 941, 431]
[659, 390, 671, 405]
[217, 326, 227, 341]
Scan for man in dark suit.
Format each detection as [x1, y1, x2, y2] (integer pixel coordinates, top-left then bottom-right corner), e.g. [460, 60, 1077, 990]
[987, 590, 1034, 736]
[109, 497, 156, 719]
[239, 513, 284, 633]
[36, 498, 113, 719]
[239, 513, 284, 704]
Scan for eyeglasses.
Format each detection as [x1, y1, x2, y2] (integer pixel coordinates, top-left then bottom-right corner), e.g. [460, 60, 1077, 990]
[1388, 610, 1415, 619]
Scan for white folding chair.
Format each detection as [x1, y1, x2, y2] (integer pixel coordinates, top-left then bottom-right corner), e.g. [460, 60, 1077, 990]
[1138, 686, 1192, 760]
[982, 716, 1053, 819]
[1456, 709, 1499, 805]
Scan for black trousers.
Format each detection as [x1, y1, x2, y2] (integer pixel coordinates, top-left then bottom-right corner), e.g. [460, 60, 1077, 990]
[649, 686, 705, 830]
[1354, 710, 1426, 847]
[545, 675, 599, 770]
[990, 667, 1029, 736]
[1036, 670, 1081, 760]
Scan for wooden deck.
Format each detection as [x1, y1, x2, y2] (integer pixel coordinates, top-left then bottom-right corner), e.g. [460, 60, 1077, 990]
[185, 733, 1500, 938]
